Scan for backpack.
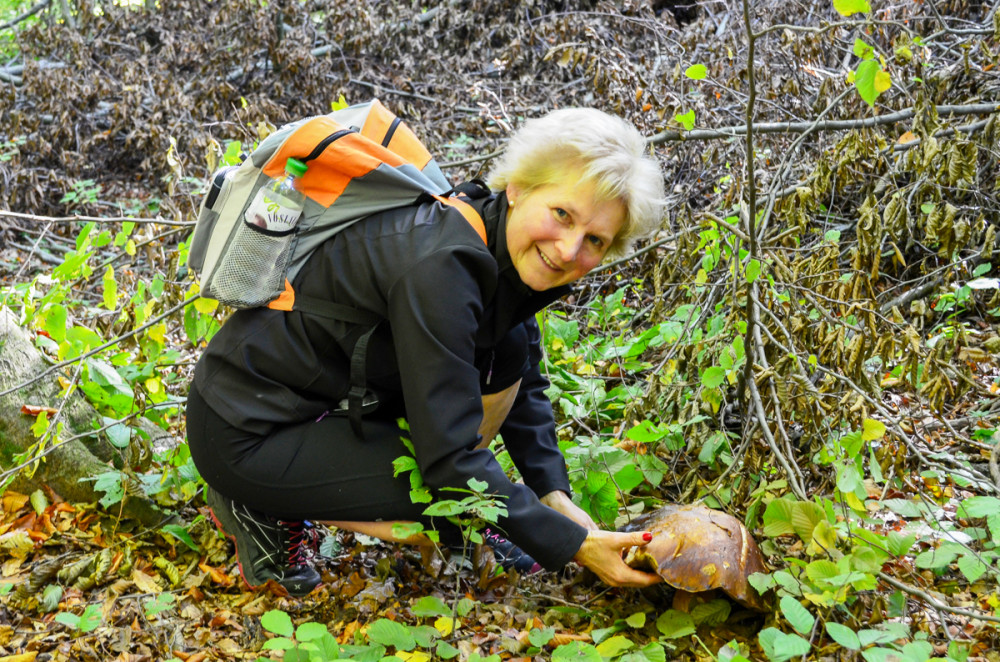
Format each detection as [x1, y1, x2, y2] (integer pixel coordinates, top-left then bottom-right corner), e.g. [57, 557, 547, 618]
[189, 98, 486, 312]
[188, 99, 489, 435]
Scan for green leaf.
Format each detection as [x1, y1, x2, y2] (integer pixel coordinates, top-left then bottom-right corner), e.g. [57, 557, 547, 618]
[261, 610, 294, 637]
[854, 60, 884, 107]
[78, 604, 103, 632]
[295, 621, 330, 642]
[825, 622, 861, 650]
[684, 64, 708, 79]
[529, 627, 556, 647]
[674, 109, 696, 131]
[780, 597, 815, 635]
[762, 499, 796, 537]
[956, 554, 990, 582]
[701, 366, 726, 389]
[881, 498, 924, 517]
[44, 304, 68, 342]
[887, 531, 917, 556]
[436, 640, 462, 659]
[422, 501, 468, 517]
[55, 612, 81, 629]
[789, 501, 824, 544]
[40, 584, 63, 612]
[690, 599, 730, 626]
[552, 641, 603, 661]
[626, 612, 646, 628]
[958, 496, 1000, 518]
[806, 559, 840, 583]
[758, 628, 811, 662]
[367, 618, 416, 651]
[914, 545, 960, 569]
[412, 595, 450, 617]
[656, 610, 696, 639]
[595, 636, 634, 657]
[102, 265, 117, 310]
[853, 38, 876, 60]
[773, 632, 811, 661]
[745, 259, 761, 283]
[161, 524, 199, 552]
[861, 418, 886, 441]
[834, 0, 871, 16]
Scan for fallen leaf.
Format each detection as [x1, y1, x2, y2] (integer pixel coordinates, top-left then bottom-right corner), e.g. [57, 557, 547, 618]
[132, 568, 163, 594]
[0, 653, 39, 662]
[19, 405, 59, 417]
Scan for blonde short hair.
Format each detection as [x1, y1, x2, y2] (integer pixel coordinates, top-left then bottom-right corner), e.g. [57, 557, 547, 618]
[486, 108, 665, 258]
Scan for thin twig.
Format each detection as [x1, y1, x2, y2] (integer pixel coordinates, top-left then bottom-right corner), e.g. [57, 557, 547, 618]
[878, 572, 1000, 624]
[0, 295, 200, 399]
[0, 0, 51, 31]
[0, 209, 194, 226]
[647, 103, 1000, 144]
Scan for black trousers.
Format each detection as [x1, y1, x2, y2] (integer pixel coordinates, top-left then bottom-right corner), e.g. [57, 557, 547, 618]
[186, 323, 530, 530]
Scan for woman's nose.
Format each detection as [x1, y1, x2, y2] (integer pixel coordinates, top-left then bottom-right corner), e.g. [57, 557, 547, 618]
[555, 231, 583, 262]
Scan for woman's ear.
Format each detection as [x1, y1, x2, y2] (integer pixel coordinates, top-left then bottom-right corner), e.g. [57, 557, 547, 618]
[506, 182, 520, 208]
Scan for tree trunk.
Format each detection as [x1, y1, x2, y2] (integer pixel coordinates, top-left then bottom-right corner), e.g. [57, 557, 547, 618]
[0, 306, 167, 527]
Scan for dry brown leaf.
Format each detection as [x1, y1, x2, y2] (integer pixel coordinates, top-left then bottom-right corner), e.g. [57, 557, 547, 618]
[132, 568, 163, 594]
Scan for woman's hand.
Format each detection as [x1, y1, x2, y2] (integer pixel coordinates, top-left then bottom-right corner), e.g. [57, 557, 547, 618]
[573, 530, 662, 588]
[540, 490, 598, 531]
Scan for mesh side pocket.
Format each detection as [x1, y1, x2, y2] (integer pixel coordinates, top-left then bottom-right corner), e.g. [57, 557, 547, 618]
[203, 219, 293, 307]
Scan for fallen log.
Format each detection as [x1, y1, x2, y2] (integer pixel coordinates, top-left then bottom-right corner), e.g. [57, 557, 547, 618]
[0, 306, 168, 527]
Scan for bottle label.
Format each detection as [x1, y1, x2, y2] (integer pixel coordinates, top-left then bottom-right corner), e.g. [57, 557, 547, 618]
[245, 189, 302, 233]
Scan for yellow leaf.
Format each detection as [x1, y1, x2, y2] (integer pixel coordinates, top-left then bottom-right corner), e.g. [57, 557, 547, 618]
[132, 568, 162, 593]
[193, 297, 218, 315]
[0, 531, 34, 560]
[874, 69, 892, 93]
[396, 653, 431, 662]
[434, 616, 455, 637]
[0, 652, 39, 662]
[147, 322, 167, 344]
[897, 131, 917, 144]
[844, 491, 866, 512]
[862, 418, 887, 441]
[145, 378, 161, 394]
[806, 520, 837, 556]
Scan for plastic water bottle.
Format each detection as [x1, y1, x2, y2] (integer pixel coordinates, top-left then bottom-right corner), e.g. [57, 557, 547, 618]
[244, 158, 308, 233]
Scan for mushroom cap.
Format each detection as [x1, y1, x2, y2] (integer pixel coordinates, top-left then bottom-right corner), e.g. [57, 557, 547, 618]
[621, 504, 769, 610]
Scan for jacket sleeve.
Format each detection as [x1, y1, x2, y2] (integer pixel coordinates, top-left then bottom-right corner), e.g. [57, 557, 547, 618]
[385, 238, 587, 570]
[499, 318, 573, 498]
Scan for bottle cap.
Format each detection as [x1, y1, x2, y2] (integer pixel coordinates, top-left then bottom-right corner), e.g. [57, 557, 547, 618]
[285, 158, 308, 178]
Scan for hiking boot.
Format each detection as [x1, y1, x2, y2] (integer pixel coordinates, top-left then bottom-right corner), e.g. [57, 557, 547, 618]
[482, 528, 543, 575]
[206, 487, 322, 596]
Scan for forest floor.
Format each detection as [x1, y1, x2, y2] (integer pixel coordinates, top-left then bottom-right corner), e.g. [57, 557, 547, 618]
[3, 0, 1000, 661]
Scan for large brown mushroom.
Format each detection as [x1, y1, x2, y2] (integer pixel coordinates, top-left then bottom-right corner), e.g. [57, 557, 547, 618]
[621, 504, 769, 611]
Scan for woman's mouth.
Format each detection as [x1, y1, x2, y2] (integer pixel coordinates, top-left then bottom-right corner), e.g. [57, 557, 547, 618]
[537, 247, 562, 271]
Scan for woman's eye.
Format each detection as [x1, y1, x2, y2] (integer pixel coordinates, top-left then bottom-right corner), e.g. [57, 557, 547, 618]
[554, 208, 568, 220]
[587, 235, 605, 248]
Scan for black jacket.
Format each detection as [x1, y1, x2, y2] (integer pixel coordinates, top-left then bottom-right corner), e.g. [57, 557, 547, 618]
[193, 192, 589, 569]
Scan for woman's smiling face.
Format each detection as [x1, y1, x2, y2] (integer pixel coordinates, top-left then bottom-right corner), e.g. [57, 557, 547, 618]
[505, 177, 626, 291]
